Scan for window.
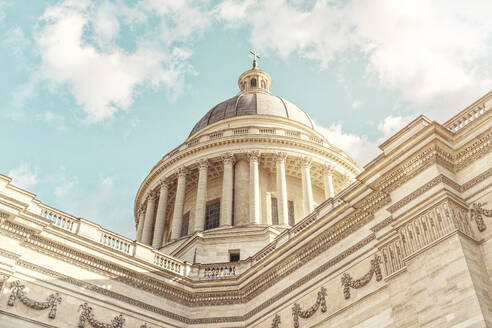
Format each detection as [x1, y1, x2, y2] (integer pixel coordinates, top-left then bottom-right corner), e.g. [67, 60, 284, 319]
[261, 80, 266, 89]
[229, 251, 240, 262]
[205, 202, 220, 230]
[288, 201, 295, 226]
[250, 78, 257, 87]
[180, 212, 189, 237]
[271, 197, 279, 225]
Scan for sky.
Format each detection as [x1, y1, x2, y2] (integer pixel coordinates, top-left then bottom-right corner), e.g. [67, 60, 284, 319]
[1, 0, 491, 238]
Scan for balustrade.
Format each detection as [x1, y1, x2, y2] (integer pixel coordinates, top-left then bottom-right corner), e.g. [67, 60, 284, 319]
[100, 232, 133, 254]
[41, 207, 77, 232]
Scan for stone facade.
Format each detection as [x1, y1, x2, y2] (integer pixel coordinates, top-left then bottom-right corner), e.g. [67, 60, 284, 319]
[0, 65, 491, 327]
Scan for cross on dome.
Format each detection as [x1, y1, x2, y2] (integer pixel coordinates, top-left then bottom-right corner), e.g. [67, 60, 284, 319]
[250, 50, 260, 69]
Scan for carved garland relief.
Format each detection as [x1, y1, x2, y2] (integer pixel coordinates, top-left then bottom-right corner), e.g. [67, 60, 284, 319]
[341, 255, 382, 299]
[78, 302, 125, 328]
[471, 203, 492, 232]
[292, 287, 327, 328]
[7, 280, 62, 319]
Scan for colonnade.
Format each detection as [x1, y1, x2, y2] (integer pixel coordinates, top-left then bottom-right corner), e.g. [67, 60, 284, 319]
[136, 152, 342, 249]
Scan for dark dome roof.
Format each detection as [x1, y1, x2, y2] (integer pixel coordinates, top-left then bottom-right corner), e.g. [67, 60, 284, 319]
[189, 93, 315, 137]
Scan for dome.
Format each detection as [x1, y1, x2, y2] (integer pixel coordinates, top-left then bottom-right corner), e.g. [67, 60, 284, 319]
[189, 93, 315, 137]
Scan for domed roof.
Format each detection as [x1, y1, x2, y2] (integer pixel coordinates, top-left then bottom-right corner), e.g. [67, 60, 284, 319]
[190, 93, 315, 137]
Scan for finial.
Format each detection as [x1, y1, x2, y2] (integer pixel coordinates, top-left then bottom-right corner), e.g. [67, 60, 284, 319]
[250, 50, 260, 69]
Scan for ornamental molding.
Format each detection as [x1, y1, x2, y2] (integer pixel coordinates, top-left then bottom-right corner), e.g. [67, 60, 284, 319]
[341, 255, 382, 299]
[300, 156, 312, 168]
[471, 203, 492, 232]
[322, 164, 336, 174]
[197, 158, 209, 170]
[292, 287, 327, 328]
[374, 130, 491, 194]
[7, 280, 62, 319]
[78, 303, 125, 328]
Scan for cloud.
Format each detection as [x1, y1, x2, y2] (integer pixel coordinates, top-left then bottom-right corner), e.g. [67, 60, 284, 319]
[3, 26, 29, 56]
[34, 0, 211, 123]
[8, 163, 39, 190]
[315, 122, 380, 166]
[217, 0, 492, 119]
[377, 114, 414, 140]
[52, 174, 134, 236]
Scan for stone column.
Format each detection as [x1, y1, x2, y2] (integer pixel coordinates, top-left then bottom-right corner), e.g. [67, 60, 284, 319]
[141, 192, 157, 245]
[152, 179, 169, 249]
[193, 159, 208, 232]
[136, 207, 145, 242]
[248, 151, 260, 224]
[275, 152, 289, 225]
[220, 153, 234, 227]
[171, 167, 187, 240]
[301, 157, 314, 215]
[323, 164, 335, 199]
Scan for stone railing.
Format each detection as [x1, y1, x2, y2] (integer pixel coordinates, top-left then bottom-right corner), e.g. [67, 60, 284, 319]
[154, 253, 183, 274]
[160, 125, 329, 165]
[34, 189, 350, 281]
[100, 232, 133, 254]
[40, 206, 78, 232]
[198, 261, 247, 280]
[444, 102, 489, 132]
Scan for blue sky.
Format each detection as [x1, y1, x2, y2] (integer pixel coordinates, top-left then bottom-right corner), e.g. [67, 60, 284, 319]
[2, 0, 491, 238]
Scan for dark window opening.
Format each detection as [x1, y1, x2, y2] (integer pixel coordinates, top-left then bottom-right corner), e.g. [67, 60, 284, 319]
[271, 197, 279, 225]
[180, 213, 189, 237]
[230, 252, 240, 262]
[288, 201, 295, 226]
[205, 202, 220, 230]
[251, 78, 257, 87]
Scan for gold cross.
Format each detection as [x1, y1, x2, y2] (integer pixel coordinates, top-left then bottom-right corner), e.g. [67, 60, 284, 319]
[250, 50, 260, 68]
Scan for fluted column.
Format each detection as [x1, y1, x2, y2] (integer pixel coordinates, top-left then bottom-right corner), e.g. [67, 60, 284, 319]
[193, 159, 208, 232]
[136, 207, 145, 242]
[248, 151, 260, 224]
[171, 167, 187, 240]
[301, 157, 314, 215]
[220, 153, 235, 227]
[323, 164, 335, 199]
[141, 192, 158, 245]
[275, 152, 289, 225]
[152, 179, 169, 248]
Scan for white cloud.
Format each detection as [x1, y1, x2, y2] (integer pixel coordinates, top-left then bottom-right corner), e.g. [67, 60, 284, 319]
[34, 0, 211, 123]
[8, 163, 39, 190]
[217, 0, 492, 119]
[3, 26, 29, 56]
[377, 115, 414, 140]
[315, 123, 380, 166]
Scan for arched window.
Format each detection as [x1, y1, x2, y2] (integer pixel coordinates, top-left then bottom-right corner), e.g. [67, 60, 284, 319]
[251, 78, 257, 87]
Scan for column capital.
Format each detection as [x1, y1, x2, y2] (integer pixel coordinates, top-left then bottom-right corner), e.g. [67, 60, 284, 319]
[300, 156, 312, 168]
[148, 191, 158, 202]
[137, 206, 145, 217]
[248, 150, 260, 162]
[340, 173, 354, 186]
[322, 163, 336, 174]
[197, 158, 209, 170]
[159, 178, 169, 190]
[274, 152, 288, 163]
[221, 152, 235, 165]
[177, 166, 188, 178]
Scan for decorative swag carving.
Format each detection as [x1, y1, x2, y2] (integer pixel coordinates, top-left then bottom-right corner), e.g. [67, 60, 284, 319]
[7, 280, 62, 319]
[341, 255, 382, 299]
[270, 314, 281, 328]
[471, 203, 492, 232]
[78, 303, 125, 328]
[292, 287, 327, 328]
